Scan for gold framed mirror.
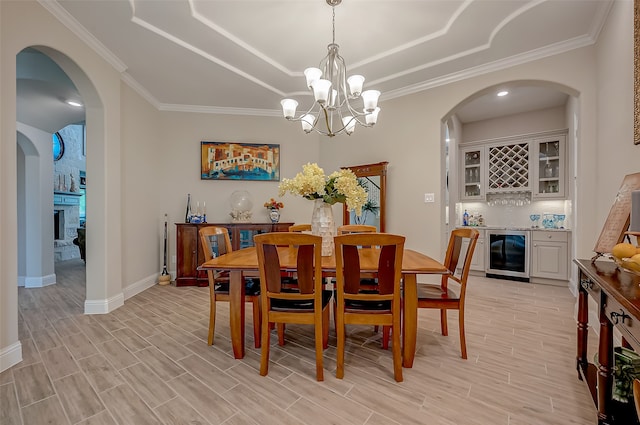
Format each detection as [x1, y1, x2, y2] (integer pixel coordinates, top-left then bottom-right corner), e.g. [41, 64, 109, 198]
[342, 161, 388, 232]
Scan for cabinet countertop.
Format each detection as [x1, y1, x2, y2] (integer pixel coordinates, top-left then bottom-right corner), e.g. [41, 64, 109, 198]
[456, 225, 571, 232]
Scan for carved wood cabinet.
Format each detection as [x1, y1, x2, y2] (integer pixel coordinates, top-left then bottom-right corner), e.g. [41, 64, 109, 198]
[175, 222, 293, 286]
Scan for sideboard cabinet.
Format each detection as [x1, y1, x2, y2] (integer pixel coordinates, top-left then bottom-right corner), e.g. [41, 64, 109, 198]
[175, 222, 293, 286]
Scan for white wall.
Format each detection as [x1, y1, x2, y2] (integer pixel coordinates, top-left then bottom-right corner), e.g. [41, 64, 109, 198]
[461, 105, 567, 143]
[595, 0, 636, 241]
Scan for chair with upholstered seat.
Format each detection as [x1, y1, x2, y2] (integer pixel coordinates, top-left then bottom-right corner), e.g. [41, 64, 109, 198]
[334, 233, 405, 382]
[289, 224, 312, 232]
[199, 226, 261, 348]
[415, 227, 479, 359]
[255, 232, 331, 381]
[337, 224, 377, 235]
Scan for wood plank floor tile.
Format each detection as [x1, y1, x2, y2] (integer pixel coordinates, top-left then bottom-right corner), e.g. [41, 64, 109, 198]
[177, 354, 238, 394]
[77, 354, 123, 393]
[76, 410, 118, 425]
[0, 382, 21, 425]
[111, 328, 150, 352]
[100, 384, 163, 425]
[133, 347, 186, 381]
[146, 333, 193, 362]
[63, 332, 99, 360]
[52, 317, 82, 338]
[41, 346, 79, 381]
[153, 397, 210, 425]
[286, 396, 353, 425]
[13, 362, 55, 407]
[118, 363, 175, 409]
[167, 373, 236, 424]
[96, 340, 139, 370]
[20, 395, 69, 425]
[226, 363, 299, 409]
[53, 372, 105, 424]
[220, 384, 303, 425]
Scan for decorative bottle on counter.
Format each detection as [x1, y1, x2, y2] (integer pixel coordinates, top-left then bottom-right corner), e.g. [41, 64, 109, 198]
[463, 209, 469, 226]
[185, 193, 192, 223]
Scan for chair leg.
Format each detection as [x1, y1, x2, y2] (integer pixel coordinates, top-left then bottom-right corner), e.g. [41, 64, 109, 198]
[459, 307, 467, 360]
[277, 323, 286, 346]
[391, 318, 403, 382]
[260, 311, 271, 376]
[322, 307, 330, 349]
[252, 298, 261, 349]
[382, 326, 390, 350]
[336, 308, 345, 379]
[440, 309, 448, 336]
[314, 311, 325, 381]
[208, 294, 216, 346]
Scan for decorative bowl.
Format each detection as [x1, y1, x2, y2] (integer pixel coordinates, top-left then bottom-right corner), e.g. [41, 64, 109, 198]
[613, 256, 640, 276]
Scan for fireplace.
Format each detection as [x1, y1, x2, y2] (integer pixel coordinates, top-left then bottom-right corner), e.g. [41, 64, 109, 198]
[54, 209, 64, 240]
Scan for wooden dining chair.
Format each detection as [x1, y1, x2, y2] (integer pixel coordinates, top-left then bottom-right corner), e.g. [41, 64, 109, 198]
[289, 224, 312, 232]
[254, 232, 331, 381]
[414, 227, 479, 359]
[337, 224, 377, 235]
[199, 227, 261, 348]
[634, 378, 640, 419]
[334, 233, 405, 382]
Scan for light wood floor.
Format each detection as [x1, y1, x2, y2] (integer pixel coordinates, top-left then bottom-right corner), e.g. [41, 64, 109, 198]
[1, 259, 598, 425]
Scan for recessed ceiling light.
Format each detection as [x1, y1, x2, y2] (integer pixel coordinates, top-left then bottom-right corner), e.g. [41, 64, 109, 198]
[497, 91, 509, 97]
[66, 100, 83, 107]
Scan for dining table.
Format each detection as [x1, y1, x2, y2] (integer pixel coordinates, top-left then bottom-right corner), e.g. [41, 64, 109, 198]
[198, 245, 449, 368]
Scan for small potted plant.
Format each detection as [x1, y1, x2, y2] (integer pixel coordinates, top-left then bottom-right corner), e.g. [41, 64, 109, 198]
[264, 198, 284, 223]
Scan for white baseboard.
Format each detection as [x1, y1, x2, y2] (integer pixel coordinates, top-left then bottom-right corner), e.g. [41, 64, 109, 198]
[84, 292, 124, 314]
[22, 273, 56, 288]
[123, 273, 158, 300]
[0, 341, 23, 372]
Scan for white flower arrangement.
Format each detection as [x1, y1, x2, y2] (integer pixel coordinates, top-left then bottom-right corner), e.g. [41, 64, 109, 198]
[278, 163, 367, 215]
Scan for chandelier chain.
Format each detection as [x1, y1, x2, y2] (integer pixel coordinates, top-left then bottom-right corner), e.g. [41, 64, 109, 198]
[332, 6, 336, 45]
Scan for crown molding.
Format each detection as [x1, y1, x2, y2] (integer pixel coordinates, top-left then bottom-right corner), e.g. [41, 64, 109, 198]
[120, 73, 161, 109]
[39, 0, 127, 73]
[158, 103, 281, 117]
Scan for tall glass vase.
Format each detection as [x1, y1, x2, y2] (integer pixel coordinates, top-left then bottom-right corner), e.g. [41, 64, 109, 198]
[311, 199, 336, 256]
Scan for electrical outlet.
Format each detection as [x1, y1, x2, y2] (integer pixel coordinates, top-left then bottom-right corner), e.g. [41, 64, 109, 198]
[424, 193, 435, 203]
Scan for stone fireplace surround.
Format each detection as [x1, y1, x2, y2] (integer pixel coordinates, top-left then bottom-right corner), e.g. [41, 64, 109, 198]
[53, 191, 82, 262]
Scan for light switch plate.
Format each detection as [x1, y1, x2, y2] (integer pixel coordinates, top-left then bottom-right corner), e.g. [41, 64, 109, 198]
[424, 193, 435, 203]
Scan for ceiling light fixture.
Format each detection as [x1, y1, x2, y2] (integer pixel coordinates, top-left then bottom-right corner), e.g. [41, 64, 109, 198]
[66, 100, 83, 107]
[497, 91, 509, 97]
[280, 0, 381, 137]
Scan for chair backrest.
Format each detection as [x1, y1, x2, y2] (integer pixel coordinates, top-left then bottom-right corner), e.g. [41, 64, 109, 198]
[334, 233, 405, 299]
[199, 226, 233, 262]
[443, 228, 480, 295]
[254, 232, 323, 297]
[289, 224, 312, 232]
[634, 378, 640, 418]
[337, 224, 377, 235]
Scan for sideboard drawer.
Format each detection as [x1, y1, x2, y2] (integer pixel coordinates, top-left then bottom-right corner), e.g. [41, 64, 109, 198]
[604, 296, 640, 350]
[579, 276, 600, 300]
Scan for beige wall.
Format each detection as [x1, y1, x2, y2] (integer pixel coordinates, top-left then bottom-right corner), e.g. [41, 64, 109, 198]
[461, 106, 567, 143]
[0, 0, 634, 371]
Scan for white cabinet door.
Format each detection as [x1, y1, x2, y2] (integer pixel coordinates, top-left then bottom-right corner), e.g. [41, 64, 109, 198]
[460, 230, 485, 272]
[531, 231, 569, 280]
[532, 135, 566, 199]
[459, 147, 484, 201]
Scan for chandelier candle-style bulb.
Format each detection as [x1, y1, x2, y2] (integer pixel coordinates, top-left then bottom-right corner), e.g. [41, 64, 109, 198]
[281, 99, 298, 119]
[301, 114, 315, 132]
[347, 75, 365, 96]
[343, 116, 356, 135]
[362, 90, 381, 112]
[365, 107, 380, 125]
[312, 79, 332, 104]
[304, 67, 323, 89]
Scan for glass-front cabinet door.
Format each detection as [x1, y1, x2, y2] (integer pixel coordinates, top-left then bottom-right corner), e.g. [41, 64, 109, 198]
[460, 147, 484, 201]
[532, 135, 566, 199]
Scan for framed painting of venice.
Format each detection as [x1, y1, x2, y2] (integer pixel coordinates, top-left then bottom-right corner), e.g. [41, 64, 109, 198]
[200, 141, 280, 181]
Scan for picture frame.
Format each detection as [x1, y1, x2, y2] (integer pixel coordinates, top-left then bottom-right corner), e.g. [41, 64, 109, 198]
[200, 141, 280, 181]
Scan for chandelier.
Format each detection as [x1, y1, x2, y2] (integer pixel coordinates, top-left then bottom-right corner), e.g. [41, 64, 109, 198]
[280, 0, 381, 137]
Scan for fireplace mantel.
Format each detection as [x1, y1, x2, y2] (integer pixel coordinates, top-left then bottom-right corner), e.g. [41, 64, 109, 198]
[54, 191, 82, 206]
